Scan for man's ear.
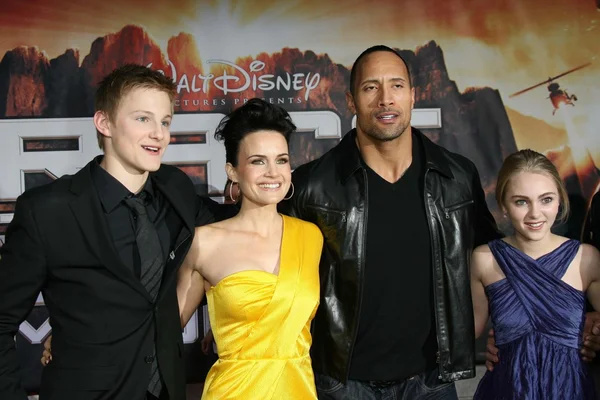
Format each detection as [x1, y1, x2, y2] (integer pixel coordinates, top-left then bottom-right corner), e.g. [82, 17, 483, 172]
[346, 90, 357, 115]
[93, 110, 112, 139]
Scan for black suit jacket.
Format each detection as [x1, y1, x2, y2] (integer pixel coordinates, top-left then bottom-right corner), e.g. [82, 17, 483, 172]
[0, 160, 215, 400]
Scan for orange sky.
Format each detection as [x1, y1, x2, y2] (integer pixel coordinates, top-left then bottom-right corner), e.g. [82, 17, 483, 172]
[1, 0, 598, 153]
[1, 0, 596, 64]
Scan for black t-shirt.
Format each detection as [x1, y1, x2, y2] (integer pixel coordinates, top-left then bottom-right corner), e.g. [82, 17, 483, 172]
[348, 134, 437, 381]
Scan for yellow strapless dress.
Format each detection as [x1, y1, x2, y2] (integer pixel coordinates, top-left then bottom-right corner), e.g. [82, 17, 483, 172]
[201, 215, 323, 399]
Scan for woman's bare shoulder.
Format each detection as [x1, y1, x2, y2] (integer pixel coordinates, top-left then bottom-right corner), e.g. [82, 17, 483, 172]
[472, 243, 495, 275]
[194, 220, 235, 238]
[473, 243, 493, 260]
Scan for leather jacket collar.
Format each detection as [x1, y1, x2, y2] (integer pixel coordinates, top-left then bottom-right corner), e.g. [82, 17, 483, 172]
[337, 128, 454, 183]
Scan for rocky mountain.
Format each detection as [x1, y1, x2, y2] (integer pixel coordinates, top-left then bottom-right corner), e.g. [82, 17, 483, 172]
[0, 28, 522, 214]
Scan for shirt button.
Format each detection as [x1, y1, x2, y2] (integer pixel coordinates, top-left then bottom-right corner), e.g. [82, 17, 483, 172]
[154, 306, 159, 313]
[144, 355, 154, 363]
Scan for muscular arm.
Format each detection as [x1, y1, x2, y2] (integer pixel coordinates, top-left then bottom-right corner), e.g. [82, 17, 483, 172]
[0, 196, 47, 399]
[581, 192, 600, 361]
[582, 191, 600, 249]
[471, 245, 490, 339]
[177, 232, 205, 328]
[582, 244, 600, 311]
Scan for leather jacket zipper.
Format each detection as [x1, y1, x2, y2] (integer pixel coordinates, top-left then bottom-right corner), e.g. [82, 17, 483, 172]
[424, 169, 444, 377]
[443, 199, 474, 219]
[345, 168, 368, 382]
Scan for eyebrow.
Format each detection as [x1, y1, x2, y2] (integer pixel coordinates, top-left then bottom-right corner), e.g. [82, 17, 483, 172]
[131, 110, 172, 119]
[360, 77, 407, 86]
[247, 153, 289, 159]
[510, 192, 557, 199]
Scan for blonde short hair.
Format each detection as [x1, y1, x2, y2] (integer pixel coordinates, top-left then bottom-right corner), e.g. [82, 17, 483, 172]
[495, 149, 570, 223]
[94, 64, 176, 149]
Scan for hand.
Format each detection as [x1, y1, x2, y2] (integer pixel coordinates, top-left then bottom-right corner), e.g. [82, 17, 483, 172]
[201, 329, 214, 355]
[40, 335, 52, 366]
[485, 329, 499, 371]
[581, 311, 600, 362]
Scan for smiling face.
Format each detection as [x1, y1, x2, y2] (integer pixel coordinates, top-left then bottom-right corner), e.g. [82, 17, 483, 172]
[346, 50, 415, 142]
[226, 130, 291, 207]
[94, 87, 172, 176]
[502, 171, 561, 242]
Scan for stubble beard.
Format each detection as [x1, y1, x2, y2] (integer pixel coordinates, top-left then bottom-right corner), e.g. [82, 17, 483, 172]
[359, 117, 411, 142]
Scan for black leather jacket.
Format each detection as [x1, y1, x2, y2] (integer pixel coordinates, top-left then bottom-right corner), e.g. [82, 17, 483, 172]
[281, 128, 500, 383]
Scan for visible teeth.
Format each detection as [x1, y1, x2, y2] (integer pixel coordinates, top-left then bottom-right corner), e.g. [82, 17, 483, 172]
[379, 115, 394, 119]
[259, 183, 280, 188]
[528, 222, 543, 227]
[144, 146, 159, 152]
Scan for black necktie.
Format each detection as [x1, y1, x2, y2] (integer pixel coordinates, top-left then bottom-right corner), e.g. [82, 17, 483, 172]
[124, 192, 164, 397]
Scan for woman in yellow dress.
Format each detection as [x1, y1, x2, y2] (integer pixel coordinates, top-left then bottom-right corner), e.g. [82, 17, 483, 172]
[176, 98, 323, 399]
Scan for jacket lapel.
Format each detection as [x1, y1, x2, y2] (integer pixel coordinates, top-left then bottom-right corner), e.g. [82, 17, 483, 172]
[414, 129, 455, 179]
[152, 171, 194, 296]
[68, 161, 152, 302]
[152, 171, 194, 249]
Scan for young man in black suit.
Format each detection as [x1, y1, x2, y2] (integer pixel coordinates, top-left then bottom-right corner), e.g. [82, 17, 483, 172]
[0, 65, 214, 400]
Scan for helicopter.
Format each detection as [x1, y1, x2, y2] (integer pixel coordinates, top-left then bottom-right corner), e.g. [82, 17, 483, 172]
[509, 63, 591, 115]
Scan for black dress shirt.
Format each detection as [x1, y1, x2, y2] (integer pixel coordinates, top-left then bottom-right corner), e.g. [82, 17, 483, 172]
[91, 159, 170, 279]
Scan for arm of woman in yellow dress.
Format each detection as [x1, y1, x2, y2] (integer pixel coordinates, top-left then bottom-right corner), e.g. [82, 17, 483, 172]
[177, 230, 206, 328]
[471, 245, 491, 339]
